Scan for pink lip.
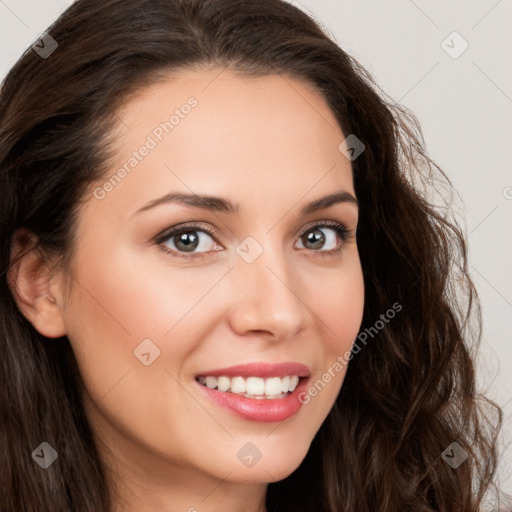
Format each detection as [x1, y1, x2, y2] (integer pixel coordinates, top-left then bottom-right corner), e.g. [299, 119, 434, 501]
[195, 362, 311, 378]
[195, 375, 310, 423]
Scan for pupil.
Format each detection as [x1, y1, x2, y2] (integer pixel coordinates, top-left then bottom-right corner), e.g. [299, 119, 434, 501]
[176, 231, 198, 252]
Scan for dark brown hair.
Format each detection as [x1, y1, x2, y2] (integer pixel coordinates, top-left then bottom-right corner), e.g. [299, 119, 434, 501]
[0, 0, 503, 510]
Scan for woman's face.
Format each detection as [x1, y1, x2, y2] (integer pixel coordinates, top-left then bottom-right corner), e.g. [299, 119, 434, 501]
[59, 68, 364, 489]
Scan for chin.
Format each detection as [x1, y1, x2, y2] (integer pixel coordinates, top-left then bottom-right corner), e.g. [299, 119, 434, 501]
[224, 449, 309, 484]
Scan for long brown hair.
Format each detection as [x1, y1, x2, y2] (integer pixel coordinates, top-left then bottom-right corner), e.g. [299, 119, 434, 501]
[0, 0, 503, 510]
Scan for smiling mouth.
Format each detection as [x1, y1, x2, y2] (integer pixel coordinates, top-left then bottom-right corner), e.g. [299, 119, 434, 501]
[195, 374, 302, 400]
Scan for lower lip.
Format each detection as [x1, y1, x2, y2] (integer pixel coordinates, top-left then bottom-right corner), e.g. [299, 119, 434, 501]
[196, 378, 309, 423]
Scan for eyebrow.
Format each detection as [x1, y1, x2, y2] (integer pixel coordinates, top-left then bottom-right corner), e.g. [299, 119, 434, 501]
[134, 190, 358, 216]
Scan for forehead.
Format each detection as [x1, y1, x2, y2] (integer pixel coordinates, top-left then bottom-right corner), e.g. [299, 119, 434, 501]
[90, 67, 354, 218]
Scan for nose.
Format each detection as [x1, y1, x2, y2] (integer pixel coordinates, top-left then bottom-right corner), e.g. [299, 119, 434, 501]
[226, 243, 308, 342]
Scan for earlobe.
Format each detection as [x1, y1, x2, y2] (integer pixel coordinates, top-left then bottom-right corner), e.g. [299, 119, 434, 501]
[7, 230, 67, 339]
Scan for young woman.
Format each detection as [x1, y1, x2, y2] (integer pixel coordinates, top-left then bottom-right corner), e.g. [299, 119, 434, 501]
[0, 0, 504, 510]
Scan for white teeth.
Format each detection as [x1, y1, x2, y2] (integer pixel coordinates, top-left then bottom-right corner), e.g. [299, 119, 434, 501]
[265, 377, 283, 395]
[230, 376, 246, 394]
[197, 375, 303, 398]
[246, 377, 265, 395]
[205, 376, 217, 389]
[217, 376, 231, 392]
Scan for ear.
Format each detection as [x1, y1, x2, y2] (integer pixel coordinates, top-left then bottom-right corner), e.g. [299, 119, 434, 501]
[7, 229, 67, 338]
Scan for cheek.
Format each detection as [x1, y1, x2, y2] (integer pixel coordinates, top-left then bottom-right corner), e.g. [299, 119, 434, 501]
[303, 256, 364, 407]
[66, 242, 227, 340]
[313, 255, 365, 353]
[61, 245, 231, 393]
[61, 248, 216, 462]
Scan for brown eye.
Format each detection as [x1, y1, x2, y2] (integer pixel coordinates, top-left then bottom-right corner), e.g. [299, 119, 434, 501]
[170, 231, 200, 252]
[301, 228, 326, 250]
[295, 222, 349, 256]
[158, 224, 220, 259]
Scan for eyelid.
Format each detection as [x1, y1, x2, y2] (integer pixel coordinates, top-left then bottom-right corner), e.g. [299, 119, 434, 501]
[155, 221, 221, 244]
[298, 219, 349, 237]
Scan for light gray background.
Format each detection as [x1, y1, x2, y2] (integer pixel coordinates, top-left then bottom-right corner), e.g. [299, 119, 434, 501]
[1, 0, 511, 498]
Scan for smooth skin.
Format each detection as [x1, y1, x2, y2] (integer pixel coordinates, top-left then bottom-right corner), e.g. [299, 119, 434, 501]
[9, 67, 365, 512]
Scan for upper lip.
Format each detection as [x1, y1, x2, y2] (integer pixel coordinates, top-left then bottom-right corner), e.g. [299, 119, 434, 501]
[195, 362, 311, 379]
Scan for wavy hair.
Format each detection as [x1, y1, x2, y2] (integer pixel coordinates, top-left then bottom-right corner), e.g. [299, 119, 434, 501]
[0, 0, 503, 510]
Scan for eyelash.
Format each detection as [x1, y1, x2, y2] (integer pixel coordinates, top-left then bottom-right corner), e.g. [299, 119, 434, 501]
[155, 220, 351, 260]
